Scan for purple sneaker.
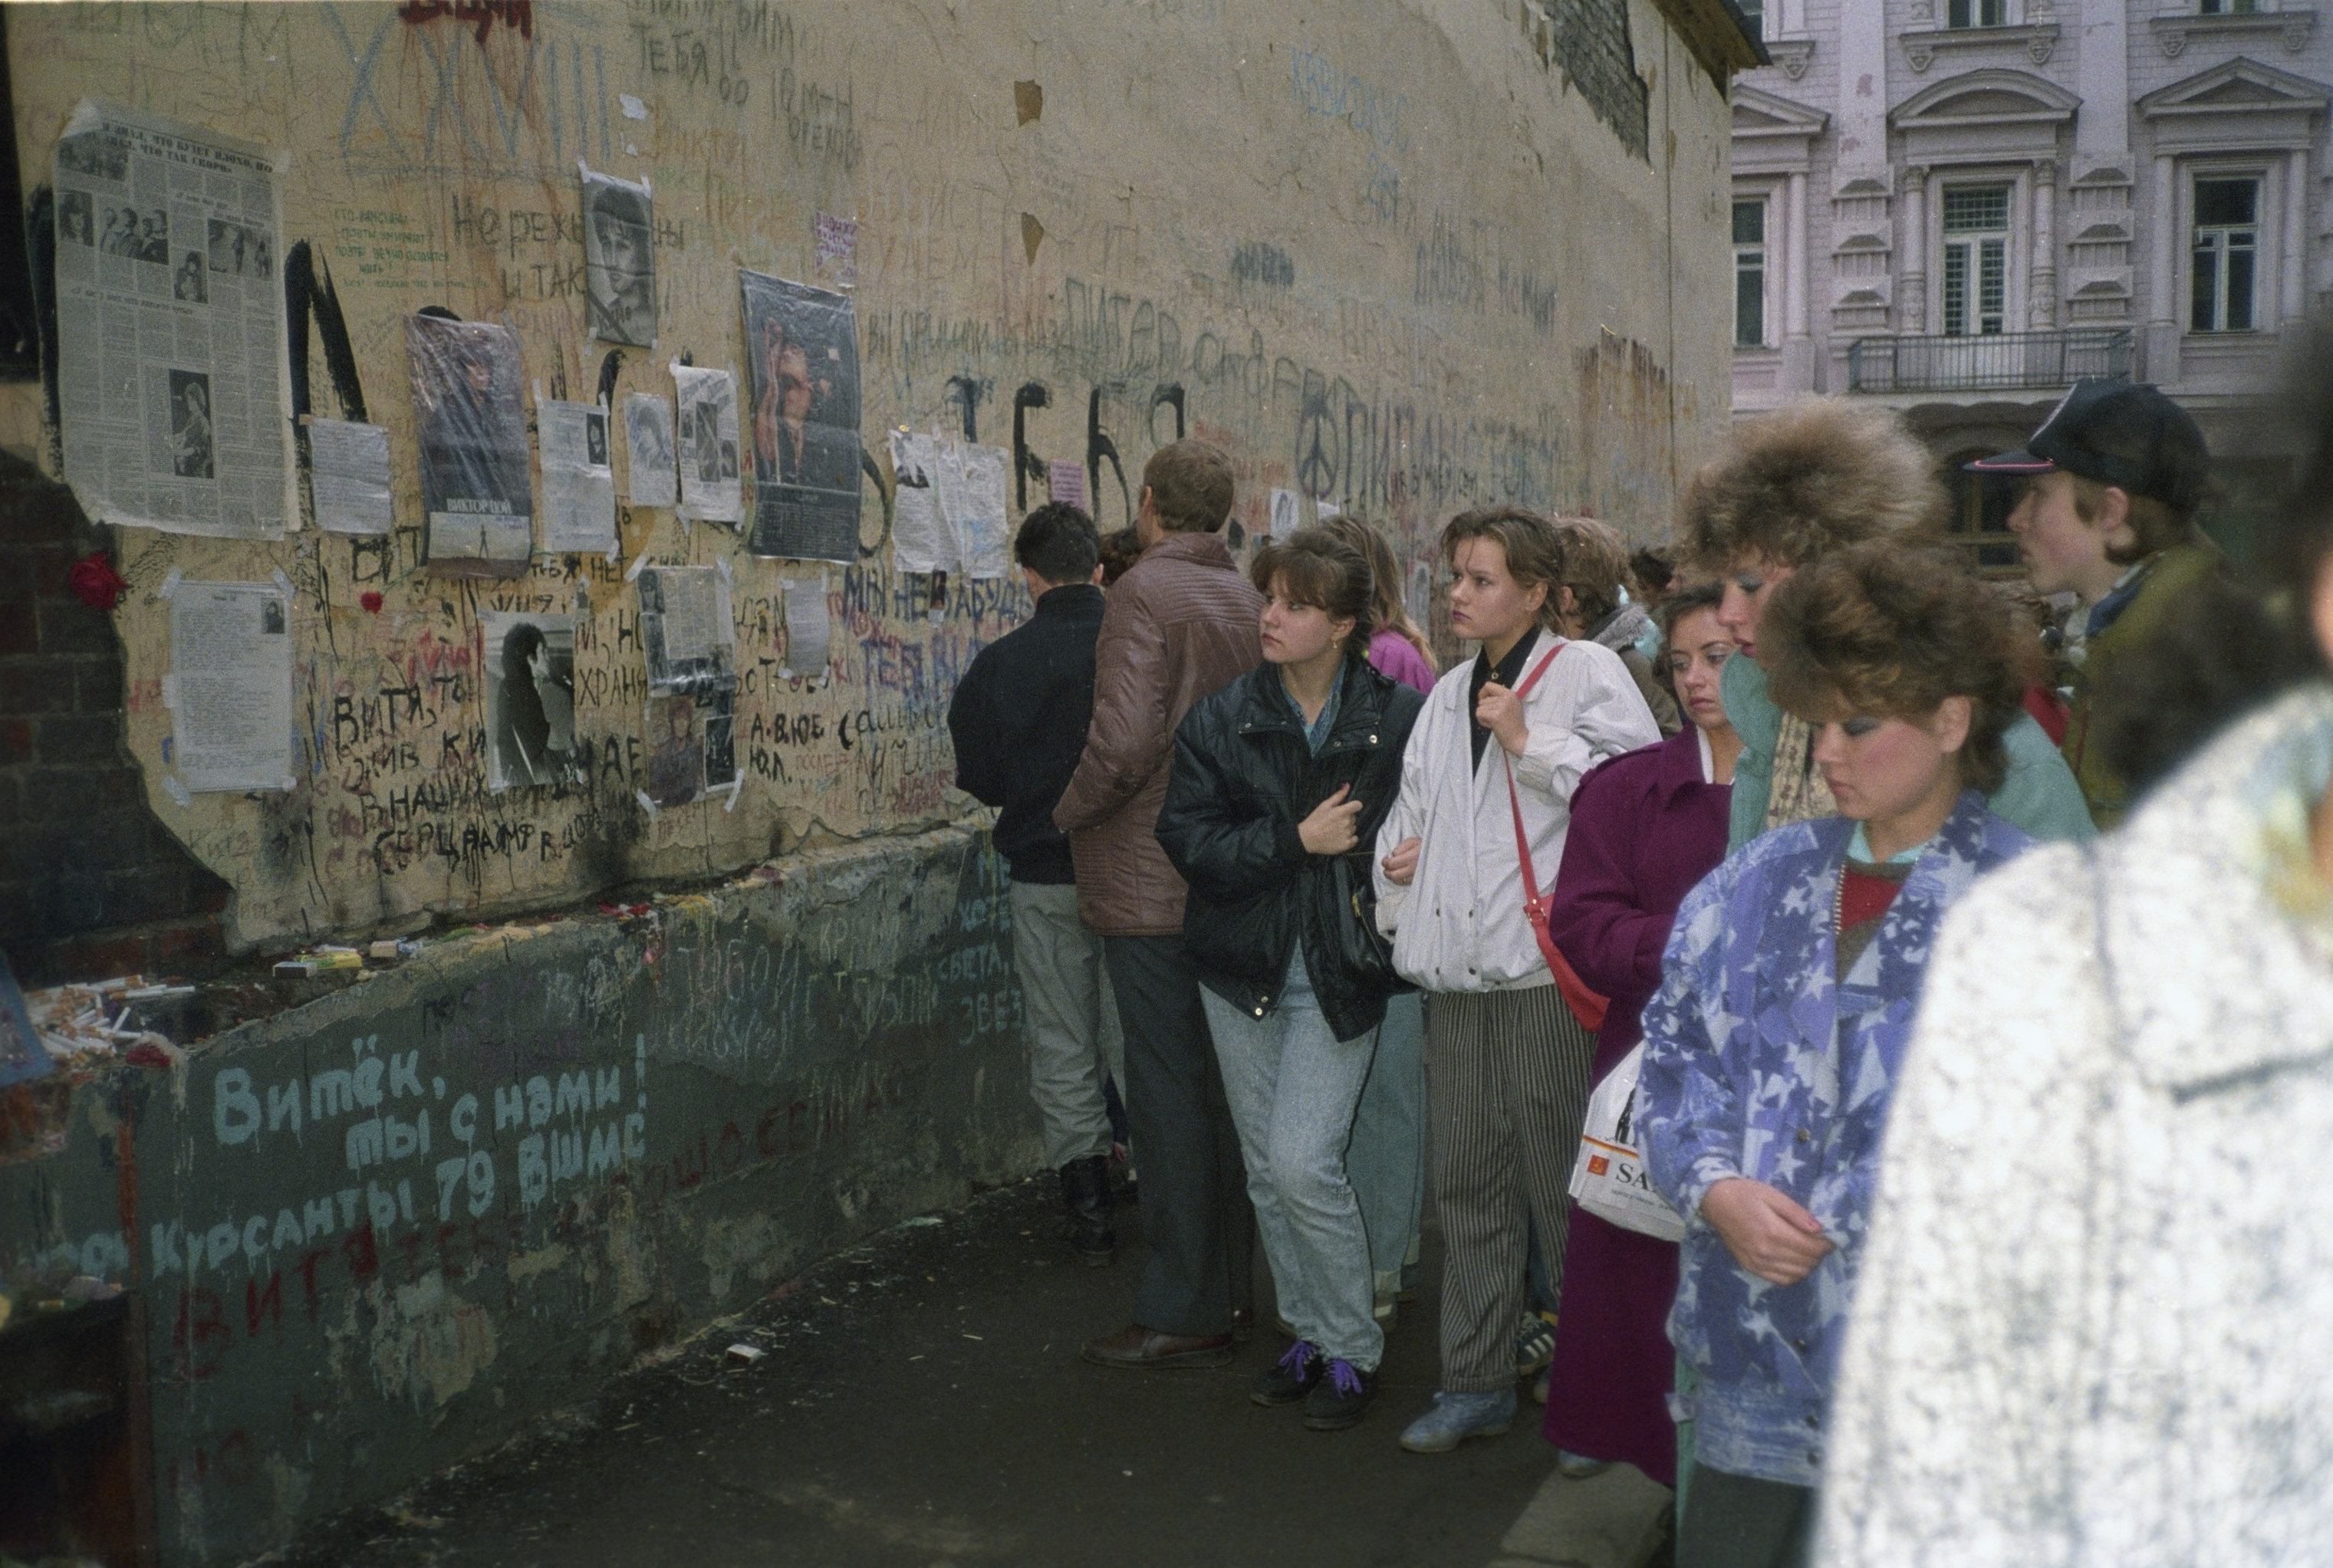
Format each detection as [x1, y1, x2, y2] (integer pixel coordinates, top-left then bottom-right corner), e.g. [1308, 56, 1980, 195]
[1303, 1358, 1377, 1431]
[1252, 1340, 1323, 1406]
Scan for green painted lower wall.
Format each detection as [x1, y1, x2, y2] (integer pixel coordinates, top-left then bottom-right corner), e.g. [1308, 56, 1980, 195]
[1, 827, 1038, 1565]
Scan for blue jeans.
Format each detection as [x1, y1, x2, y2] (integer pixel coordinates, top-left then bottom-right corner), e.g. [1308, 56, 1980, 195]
[1200, 955, 1384, 1371]
[1347, 989, 1424, 1294]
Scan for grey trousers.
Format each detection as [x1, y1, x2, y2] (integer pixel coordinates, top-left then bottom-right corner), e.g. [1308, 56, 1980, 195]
[1009, 881, 1125, 1169]
[1347, 989, 1425, 1294]
[1202, 955, 1382, 1370]
[1104, 934, 1255, 1338]
[1424, 985, 1596, 1393]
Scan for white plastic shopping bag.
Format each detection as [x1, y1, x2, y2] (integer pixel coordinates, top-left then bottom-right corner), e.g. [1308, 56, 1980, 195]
[1568, 1043, 1687, 1243]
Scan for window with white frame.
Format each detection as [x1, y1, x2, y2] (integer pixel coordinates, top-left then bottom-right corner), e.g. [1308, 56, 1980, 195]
[2192, 176, 2262, 333]
[1946, 0, 2008, 26]
[2196, 1, 2264, 15]
[1941, 185, 2012, 337]
[1733, 199, 1768, 348]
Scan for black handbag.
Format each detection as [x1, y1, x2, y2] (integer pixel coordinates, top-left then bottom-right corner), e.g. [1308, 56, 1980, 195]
[1323, 850, 1410, 997]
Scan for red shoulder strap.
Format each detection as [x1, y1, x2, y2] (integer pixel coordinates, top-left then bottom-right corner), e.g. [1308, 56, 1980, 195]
[1500, 639, 1565, 908]
[1512, 638, 1565, 699]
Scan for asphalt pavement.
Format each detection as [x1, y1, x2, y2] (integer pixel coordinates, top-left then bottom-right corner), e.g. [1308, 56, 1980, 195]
[267, 1175, 1606, 1568]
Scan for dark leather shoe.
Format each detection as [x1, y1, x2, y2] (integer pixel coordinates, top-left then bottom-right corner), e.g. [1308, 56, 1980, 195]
[1080, 1323, 1235, 1370]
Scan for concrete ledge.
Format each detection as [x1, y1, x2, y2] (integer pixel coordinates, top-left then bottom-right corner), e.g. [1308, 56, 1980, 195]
[1496, 1461, 1674, 1568]
[0, 827, 1039, 1566]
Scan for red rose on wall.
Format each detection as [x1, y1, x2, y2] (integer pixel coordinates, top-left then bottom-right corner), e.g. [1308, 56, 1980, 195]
[68, 551, 127, 611]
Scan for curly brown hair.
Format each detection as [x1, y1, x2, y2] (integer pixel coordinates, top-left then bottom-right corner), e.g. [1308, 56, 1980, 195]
[1677, 399, 1947, 572]
[1759, 541, 2026, 795]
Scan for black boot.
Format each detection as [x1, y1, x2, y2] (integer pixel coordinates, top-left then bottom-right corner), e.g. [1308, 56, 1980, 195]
[1060, 1155, 1114, 1266]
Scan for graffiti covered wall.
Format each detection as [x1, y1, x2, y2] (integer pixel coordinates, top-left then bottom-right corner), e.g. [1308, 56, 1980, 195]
[1, 0, 1733, 950]
[1, 827, 1036, 1563]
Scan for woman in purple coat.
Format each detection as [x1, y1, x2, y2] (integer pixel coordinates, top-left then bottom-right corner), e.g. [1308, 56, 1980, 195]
[1540, 581, 1739, 1485]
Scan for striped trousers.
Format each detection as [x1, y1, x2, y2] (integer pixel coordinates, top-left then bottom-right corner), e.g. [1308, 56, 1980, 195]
[1424, 984, 1598, 1394]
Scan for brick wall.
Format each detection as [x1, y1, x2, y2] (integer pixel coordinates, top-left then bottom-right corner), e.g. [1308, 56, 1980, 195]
[1538, 0, 1650, 162]
[0, 455, 228, 984]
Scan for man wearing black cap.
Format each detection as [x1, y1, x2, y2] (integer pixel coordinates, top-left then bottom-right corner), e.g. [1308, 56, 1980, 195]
[1972, 379, 2224, 828]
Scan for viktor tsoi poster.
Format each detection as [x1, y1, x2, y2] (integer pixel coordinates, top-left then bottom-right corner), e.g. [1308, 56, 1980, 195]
[52, 100, 294, 539]
[739, 269, 862, 564]
[406, 314, 534, 577]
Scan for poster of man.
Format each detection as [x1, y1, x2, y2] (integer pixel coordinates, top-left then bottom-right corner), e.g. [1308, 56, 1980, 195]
[582, 166, 656, 348]
[739, 269, 862, 564]
[406, 314, 535, 577]
[482, 613, 587, 791]
[167, 370, 213, 479]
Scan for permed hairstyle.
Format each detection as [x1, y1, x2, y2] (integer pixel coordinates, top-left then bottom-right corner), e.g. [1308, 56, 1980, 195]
[1014, 501, 1100, 587]
[1677, 399, 1948, 572]
[1759, 541, 2025, 796]
[1251, 527, 1373, 655]
[1321, 514, 1435, 670]
[1551, 515, 1634, 630]
[1142, 439, 1236, 533]
[1441, 505, 1566, 631]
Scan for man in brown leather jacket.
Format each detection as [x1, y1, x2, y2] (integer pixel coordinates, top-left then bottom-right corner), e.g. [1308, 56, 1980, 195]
[1056, 439, 1264, 1369]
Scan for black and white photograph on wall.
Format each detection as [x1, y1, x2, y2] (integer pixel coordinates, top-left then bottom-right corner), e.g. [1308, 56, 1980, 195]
[581, 165, 656, 348]
[643, 694, 703, 808]
[56, 191, 93, 248]
[624, 392, 676, 509]
[166, 370, 214, 479]
[408, 314, 535, 577]
[701, 686, 738, 790]
[739, 268, 862, 564]
[671, 364, 741, 524]
[482, 612, 586, 791]
[57, 130, 127, 182]
[208, 218, 272, 279]
[173, 251, 206, 303]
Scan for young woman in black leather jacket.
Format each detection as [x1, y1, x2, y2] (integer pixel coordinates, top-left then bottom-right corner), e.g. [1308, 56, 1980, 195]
[1155, 528, 1425, 1431]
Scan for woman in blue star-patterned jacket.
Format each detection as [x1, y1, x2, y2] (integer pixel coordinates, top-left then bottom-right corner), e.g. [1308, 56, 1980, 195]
[1637, 543, 2038, 1568]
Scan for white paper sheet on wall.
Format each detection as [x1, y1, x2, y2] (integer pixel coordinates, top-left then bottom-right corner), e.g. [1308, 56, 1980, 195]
[169, 580, 293, 792]
[308, 419, 395, 536]
[782, 575, 831, 680]
[538, 400, 617, 554]
[936, 441, 1012, 580]
[53, 101, 295, 541]
[887, 429, 954, 574]
[672, 363, 742, 524]
[624, 392, 678, 509]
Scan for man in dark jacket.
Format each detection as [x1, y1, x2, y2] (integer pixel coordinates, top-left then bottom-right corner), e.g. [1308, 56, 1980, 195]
[1055, 439, 1263, 1370]
[947, 505, 1124, 1263]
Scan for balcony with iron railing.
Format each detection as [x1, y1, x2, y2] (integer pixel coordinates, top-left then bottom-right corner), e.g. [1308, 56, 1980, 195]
[1844, 328, 2134, 394]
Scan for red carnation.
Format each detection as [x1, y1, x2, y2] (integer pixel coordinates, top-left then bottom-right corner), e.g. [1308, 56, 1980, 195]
[68, 551, 127, 611]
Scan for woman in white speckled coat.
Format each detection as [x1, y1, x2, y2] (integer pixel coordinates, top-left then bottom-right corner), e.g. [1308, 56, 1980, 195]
[1813, 353, 2333, 1568]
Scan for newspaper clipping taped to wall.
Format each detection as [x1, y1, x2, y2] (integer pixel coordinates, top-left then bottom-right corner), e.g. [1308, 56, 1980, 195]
[53, 100, 293, 540]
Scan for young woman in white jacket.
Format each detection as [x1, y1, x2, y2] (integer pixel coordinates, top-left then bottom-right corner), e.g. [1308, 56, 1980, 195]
[1374, 506, 1661, 1451]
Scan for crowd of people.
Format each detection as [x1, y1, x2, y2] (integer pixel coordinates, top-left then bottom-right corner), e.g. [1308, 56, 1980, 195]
[946, 350, 2333, 1563]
